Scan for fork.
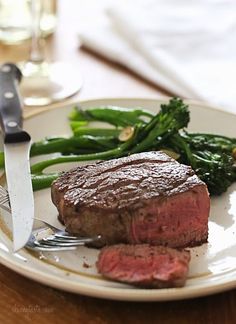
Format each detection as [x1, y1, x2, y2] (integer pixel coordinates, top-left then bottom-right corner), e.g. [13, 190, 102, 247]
[0, 185, 101, 251]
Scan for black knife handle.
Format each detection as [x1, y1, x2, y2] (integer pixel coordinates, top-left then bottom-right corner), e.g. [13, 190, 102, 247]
[0, 63, 31, 144]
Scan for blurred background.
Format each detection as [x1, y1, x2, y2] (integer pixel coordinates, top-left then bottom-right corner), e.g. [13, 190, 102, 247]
[0, 0, 236, 112]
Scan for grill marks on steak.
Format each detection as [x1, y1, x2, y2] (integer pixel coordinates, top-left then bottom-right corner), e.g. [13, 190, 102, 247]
[96, 244, 191, 288]
[51, 151, 210, 248]
[52, 152, 197, 210]
[52, 152, 188, 202]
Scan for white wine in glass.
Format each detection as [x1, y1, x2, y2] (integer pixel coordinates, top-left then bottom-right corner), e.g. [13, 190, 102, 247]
[20, 0, 82, 106]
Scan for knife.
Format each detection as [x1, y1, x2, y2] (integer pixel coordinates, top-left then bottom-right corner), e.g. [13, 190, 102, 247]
[0, 63, 34, 251]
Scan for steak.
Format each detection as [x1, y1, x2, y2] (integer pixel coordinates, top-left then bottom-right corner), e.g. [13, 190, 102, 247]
[96, 244, 191, 288]
[51, 151, 210, 247]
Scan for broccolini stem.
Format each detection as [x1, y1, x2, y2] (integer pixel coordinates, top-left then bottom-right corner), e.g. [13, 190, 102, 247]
[0, 152, 4, 168]
[69, 106, 154, 127]
[30, 127, 142, 174]
[32, 173, 60, 191]
[30, 135, 118, 156]
[30, 151, 118, 174]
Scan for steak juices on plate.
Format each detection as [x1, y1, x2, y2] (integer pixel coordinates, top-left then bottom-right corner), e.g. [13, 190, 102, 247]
[51, 151, 210, 287]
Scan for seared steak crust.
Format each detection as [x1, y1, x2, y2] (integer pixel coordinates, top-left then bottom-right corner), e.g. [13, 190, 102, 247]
[51, 151, 210, 247]
[97, 244, 191, 288]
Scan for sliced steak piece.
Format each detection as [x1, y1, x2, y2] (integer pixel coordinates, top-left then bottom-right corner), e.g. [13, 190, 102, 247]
[96, 244, 191, 288]
[51, 151, 210, 248]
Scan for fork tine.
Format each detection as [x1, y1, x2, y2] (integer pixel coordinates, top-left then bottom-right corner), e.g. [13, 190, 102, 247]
[0, 185, 8, 194]
[32, 226, 82, 241]
[0, 185, 10, 213]
[26, 235, 77, 251]
[39, 240, 88, 247]
[0, 197, 9, 204]
[54, 232, 84, 240]
[43, 236, 87, 243]
[27, 242, 77, 252]
[41, 234, 101, 245]
[43, 234, 102, 244]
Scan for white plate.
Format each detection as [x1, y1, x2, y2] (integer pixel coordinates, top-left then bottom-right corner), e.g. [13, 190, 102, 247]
[0, 98, 236, 302]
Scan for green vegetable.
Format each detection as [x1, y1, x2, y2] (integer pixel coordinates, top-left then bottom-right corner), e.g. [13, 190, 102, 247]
[32, 173, 59, 191]
[0, 151, 4, 168]
[30, 135, 119, 156]
[1, 98, 235, 195]
[69, 105, 154, 127]
[71, 128, 121, 137]
[30, 98, 189, 188]
[130, 97, 190, 153]
[166, 133, 236, 195]
[30, 125, 143, 174]
[182, 132, 236, 155]
[192, 151, 236, 195]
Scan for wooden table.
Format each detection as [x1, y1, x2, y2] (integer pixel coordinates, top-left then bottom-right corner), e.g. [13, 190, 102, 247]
[0, 1, 235, 323]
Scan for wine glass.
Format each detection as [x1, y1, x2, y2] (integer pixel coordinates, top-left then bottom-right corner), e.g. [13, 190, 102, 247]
[19, 0, 82, 106]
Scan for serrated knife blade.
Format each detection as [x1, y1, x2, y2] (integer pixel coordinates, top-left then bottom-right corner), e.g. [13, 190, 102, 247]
[0, 63, 34, 251]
